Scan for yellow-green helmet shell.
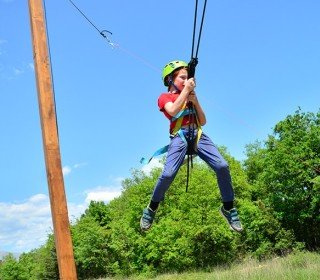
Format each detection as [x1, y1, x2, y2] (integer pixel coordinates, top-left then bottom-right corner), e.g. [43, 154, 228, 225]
[162, 60, 188, 86]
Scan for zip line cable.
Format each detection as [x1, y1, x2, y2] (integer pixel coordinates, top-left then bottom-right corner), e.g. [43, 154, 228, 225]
[67, 0, 160, 73]
[68, 0, 111, 37]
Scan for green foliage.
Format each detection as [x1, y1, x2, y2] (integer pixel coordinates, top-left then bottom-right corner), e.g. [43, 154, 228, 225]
[1, 147, 297, 278]
[102, 161, 241, 276]
[4, 109, 320, 278]
[0, 236, 58, 280]
[244, 109, 320, 250]
[71, 215, 110, 279]
[238, 200, 301, 260]
[75, 150, 292, 277]
[83, 201, 112, 227]
[16, 241, 58, 280]
[0, 254, 21, 280]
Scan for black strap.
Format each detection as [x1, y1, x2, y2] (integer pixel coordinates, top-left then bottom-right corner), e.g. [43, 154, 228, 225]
[186, 104, 195, 192]
[191, 0, 207, 60]
[185, 0, 207, 192]
[188, 0, 207, 78]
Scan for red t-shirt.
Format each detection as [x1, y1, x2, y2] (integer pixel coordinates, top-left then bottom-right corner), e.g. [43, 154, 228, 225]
[158, 92, 194, 134]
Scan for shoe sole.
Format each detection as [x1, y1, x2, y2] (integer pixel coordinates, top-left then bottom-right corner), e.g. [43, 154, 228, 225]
[219, 208, 243, 233]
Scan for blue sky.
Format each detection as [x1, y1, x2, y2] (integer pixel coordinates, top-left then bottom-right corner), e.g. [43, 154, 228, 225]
[0, 0, 319, 253]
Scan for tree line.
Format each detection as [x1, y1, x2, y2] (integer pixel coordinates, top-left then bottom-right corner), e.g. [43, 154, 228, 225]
[0, 108, 319, 279]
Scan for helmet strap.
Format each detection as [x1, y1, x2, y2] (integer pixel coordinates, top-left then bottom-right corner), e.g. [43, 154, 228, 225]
[168, 77, 180, 93]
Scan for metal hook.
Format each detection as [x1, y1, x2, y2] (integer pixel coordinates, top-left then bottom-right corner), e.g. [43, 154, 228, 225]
[100, 30, 112, 39]
[100, 30, 118, 48]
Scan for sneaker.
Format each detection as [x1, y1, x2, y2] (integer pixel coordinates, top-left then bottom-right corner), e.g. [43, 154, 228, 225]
[140, 207, 156, 231]
[219, 206, 243, 232]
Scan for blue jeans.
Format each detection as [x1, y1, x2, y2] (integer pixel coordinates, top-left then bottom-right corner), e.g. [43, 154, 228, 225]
[151, 129, 235, 203]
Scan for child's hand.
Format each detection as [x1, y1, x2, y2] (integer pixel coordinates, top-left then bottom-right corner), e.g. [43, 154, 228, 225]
[187, 91, 199, 105]
[184, 78, 196, 92]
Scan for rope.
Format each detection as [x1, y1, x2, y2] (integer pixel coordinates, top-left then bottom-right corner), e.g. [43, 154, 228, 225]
[185, 0, 208, 192]
[188, 0, 207, 78]
[191, 0, 199, 61]
[186, 104, 195, 192]
[192, 0, 207, 59]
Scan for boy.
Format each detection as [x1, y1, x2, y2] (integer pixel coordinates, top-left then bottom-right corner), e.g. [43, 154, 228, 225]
[140, 60, 243, 232]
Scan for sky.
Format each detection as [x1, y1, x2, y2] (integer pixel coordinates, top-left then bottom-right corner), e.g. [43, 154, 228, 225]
[0, 0, 319, 254]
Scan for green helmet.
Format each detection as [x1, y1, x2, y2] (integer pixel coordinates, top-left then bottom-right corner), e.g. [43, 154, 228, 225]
[162, 60, 188, 86]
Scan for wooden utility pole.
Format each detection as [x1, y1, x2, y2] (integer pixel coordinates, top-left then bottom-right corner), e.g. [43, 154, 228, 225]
[28, 1, 77, 279]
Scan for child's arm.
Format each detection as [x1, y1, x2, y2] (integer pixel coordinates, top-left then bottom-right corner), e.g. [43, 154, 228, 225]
[188, 92, 207, 126]
[164, 78, 195, 116]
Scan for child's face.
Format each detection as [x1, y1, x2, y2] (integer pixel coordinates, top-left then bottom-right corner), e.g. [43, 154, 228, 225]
[173, 68, 188, 91]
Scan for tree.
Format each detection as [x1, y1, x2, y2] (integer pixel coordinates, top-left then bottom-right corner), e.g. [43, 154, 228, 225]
[0, 254, 22, 280]
[88, 149, 297, 276]
[244, 109, 320, 249]
[1, 131, 308, 278]
[71, 215, 110, 279]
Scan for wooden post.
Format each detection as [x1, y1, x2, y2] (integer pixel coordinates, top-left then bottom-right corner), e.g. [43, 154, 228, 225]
[28, 1, 77, 279]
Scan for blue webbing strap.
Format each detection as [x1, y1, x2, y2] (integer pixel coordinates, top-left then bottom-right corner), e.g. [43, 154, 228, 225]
[139, 129, 189, 165]
[140, 145, 169, 165]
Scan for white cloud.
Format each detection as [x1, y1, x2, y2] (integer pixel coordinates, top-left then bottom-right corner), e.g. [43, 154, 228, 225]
[0, 194, 89, 253]
[67, 202, 87, 222]
[62, 166, 71, 176]
[0, 178, 124, 253]
[84, 186, 122, 204]
[62, 162, 87, 177]
[84, 177, 124, 204]
[141, 158, 163, 175]
[0, 194, 52, 253]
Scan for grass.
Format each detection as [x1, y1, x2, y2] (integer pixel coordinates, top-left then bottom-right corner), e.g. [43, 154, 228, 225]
[98, 251, 320, 280]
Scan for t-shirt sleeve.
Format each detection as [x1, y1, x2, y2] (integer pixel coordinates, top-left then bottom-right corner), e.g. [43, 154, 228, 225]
[158, 93, 172, 111]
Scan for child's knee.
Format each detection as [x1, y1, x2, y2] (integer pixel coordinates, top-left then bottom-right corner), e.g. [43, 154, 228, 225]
[161, 169, 176, 180]
[216, 161, 229, 173]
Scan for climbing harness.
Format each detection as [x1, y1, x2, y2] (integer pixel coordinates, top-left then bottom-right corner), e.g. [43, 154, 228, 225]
[140, 105, 201, 165]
